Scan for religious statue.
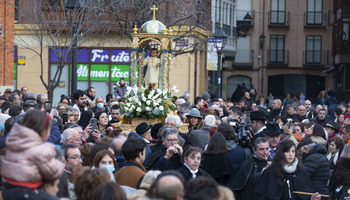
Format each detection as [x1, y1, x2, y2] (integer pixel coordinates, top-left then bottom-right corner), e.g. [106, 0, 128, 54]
[141, 48, 161, 89]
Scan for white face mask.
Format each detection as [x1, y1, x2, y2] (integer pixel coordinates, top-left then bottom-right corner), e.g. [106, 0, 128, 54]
[97, 103, 104, 109]
[100, 164, 115, 173]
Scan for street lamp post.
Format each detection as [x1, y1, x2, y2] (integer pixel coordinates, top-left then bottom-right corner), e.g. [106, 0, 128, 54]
[213, 28, 227, 98]
[65, 0, 82, 95]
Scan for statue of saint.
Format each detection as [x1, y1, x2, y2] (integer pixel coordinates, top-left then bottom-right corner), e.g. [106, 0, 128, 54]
[141, 48, 160, 89]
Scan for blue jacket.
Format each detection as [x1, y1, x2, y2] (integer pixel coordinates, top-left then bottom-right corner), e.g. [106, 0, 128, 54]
[47, 120, 62, 145]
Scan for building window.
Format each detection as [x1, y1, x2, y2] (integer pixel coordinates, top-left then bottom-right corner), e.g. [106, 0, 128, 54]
[214, 0, 235, 37]
[307, 0, 323, 25]
[270, 35, 285, 63]
[271, 0, 285, 24]
[306, 36, 321, 63]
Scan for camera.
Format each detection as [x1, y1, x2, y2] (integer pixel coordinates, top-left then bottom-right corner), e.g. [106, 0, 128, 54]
[228, 119, 252, 148]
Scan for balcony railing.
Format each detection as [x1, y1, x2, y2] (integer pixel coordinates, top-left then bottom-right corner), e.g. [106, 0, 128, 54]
[303, 50, 329, 67]
[233, 49, 254, 68]
[304, 11, 327, 27]
[267, 49, 289, 65]
[268, 11, 290, 27]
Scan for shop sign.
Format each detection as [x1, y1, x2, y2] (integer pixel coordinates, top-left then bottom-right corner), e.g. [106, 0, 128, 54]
[76, 64, 138, 81]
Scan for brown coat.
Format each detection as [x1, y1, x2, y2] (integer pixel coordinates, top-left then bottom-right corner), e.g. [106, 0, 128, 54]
[115, 161, 146, 188]
[1, 123, 64, 183]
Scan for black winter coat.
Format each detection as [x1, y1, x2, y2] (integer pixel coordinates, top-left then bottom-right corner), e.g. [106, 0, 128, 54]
[302, 144, 330, 196]
[201, 153, 235, 185]
[255, 164, 315, 200]
[176, 165, 212, 183]
[228, 157, 267, 200]
[330, 158, 350, 200]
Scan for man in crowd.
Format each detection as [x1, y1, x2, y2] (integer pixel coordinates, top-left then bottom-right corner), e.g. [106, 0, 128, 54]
[8, 93, 20, 105]
[86, 87, 96, 104]
[297, 105, 307, 122]
[111, 136, 127, 169]
[20, 87, 28, 100]
[144, 128, 183, 171]
[267, 99, 286, 122]
[305, 100, 317, 119]
[37, 93, 48, 105]
[165, 115, 191, 147]
[62, 128, 83, 148]
[313, 109, 329, 126]
[114, 78, 127, 99]
[297, 138, 330, 197]
[136, 122, 153, 144]
[58, 144, 82, 198]
[188, 115, 215, 150]
[192, 96, 204, 111]
[263, 122, 282, 160]
[92, 96, 107, 115]
[115, 137, 147, 188]
[201, 92, 210, 111]
[341, 125, 350, 144]
[109, 104, 120, 124]
[250, 110, 266, 141]
[229, 137, 270, 200]
[153, 174, 184, 200]
[73, 90, 87, 116]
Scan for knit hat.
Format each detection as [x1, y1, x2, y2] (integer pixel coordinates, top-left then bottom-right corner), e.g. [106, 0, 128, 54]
[202, 92, 210, 101]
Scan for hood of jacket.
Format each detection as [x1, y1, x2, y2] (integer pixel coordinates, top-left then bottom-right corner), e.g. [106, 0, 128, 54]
[5, 123, 43, 152]
[226, 140, 237, 151]
[303, 144, 327, 159]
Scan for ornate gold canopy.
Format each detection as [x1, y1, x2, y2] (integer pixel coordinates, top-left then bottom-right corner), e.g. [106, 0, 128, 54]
[130, 5, 175, 94]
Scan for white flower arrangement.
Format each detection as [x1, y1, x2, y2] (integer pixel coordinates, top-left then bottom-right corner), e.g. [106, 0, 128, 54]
[120, 86, 177, 119]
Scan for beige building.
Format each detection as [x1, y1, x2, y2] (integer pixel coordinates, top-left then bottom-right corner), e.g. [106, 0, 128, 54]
[222, 0, 333, 101]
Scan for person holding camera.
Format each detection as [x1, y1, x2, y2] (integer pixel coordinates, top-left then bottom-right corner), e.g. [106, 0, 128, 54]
[144, 128, 183, 171]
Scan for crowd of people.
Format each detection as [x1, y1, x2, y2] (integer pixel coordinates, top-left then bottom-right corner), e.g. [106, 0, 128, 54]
[0, 84, 349, 200]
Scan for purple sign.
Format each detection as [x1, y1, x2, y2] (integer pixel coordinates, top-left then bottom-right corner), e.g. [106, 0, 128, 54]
[14, 46, 17, 60]
[110, 49, 130, 63]
[91, 49, 109, 63]
[50, 48, 69, 62]
[77, 48, 89, 62]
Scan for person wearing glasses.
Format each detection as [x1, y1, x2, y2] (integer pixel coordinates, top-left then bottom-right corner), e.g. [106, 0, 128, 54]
[144, 128, 183, 171]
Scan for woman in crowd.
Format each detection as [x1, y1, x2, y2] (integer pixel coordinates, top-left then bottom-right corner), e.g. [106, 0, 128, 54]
[186, 109, 203, 132]
[176, 146, 211, 183]
[201, 132, 235, 185]
[75, 168, 111, 200]
[329, 144, 350, 200]
[95, 111, 110, 136]
[56, 103, 67, 118]
[337, 113, 345, 134]
[1, 109, 65, 200]
[316, 90, 331, 106]
[93, 182, 127, 200]
[293, 124, 304, 142]
[93, 150, 118, 182]
[305, 123, 328, 147]
[327, 136, 344, 180]
[255, 139, 321, 200]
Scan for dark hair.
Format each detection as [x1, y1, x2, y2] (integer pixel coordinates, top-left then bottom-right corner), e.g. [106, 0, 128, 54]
[194, 97, 203, 105]
[95, 111, 109, 121]
[73, 90, 86, 101]
[105, 93, 114, 103]
[296, 137, 313, 150]
[61, 143, 78, 160]
[183, 146, 202, 163]
[111, 104, 120, 110]
[312, 123, 327, 140]
[60, 96, 70, 103]
[8, 93, 19, 103]
[122, 137, 146, 160]
[204, 132, 227, 155]
[4, 117, 17, 133]
[8, 105, 23, 117]
[272, 139, 301, 185]
[294, 124, 304, 132]
[78, 110, 93, 130]
[90, 142, 110, 163]
[184, 176, 219, 200]
[93, 182, 127, 200]
[87, 87, 95, 94]
[21, 109, 51, 137]
[252, 137, 269, 151]
[216, 122, 238, 142]
[93, 150, 118, 173]
[75, 168, 111, 200]
[1, 101, 13, 112]
[334, 108, 343, 116]
[330, 136, 345, 150]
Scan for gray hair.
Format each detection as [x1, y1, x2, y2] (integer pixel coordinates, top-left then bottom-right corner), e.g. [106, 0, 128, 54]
[253, 137, 270, 150]
[37, 93, 47, 102]
[140, 170, 162, 189]
[62, 128, 77, 144]
[204, 115, 216, 127]
[8, 93, 19, 103]
[179, 102, 191, 111]
[69, 107, 80, 113]
[340, 144, 350, 159]
[165, 115, 181, 127]
[162, 128, 179, 141]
